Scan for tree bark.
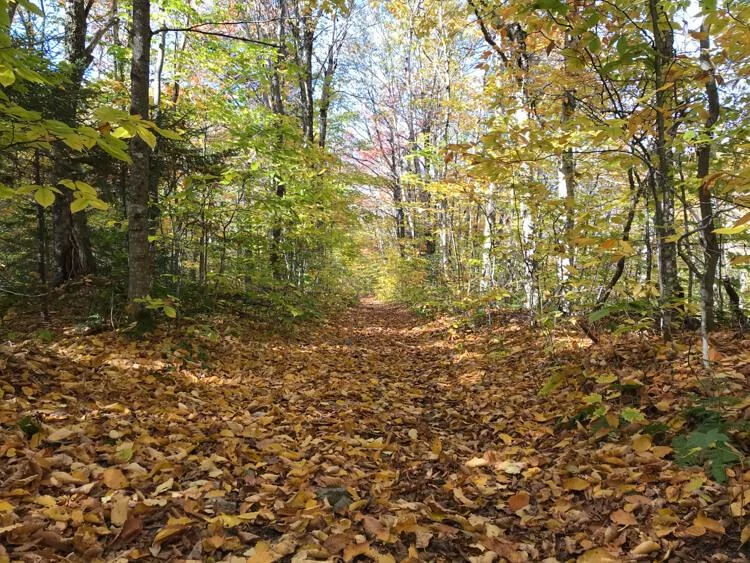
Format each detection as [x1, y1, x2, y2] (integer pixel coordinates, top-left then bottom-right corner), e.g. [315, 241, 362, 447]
[696, 22, 721, 363]
[648, 0, 678, 341]
[127, 0, 153, 321]
[51, 0, 94, 285]
[480, 183, 496, 292]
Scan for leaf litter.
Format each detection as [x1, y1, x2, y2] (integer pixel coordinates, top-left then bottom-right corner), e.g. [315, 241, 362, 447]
[0, 299, 749, 562]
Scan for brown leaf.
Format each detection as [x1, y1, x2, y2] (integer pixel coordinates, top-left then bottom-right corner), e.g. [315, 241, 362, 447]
[119, 515, 143, 542]
[110, 494, 129, 527]
[362, 516, 390, 541]
[507, 491, 530, 512]
[343, 541, 372, 562]
[609, 509, 637, 526]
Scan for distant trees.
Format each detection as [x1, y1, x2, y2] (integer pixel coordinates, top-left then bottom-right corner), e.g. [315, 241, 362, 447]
[350, 0, 749, 347]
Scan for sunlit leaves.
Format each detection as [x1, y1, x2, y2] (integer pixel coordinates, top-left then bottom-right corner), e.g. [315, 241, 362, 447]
[34, 186, 55, 207]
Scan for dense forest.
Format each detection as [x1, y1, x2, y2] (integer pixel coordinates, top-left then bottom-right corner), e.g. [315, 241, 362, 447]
[1, 0, 750, 560]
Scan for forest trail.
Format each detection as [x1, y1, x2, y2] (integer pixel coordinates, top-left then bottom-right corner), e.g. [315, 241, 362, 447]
[1, 301, 748, 562]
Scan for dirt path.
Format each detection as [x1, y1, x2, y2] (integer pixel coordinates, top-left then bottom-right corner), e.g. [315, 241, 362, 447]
[0, 300, 745, 561]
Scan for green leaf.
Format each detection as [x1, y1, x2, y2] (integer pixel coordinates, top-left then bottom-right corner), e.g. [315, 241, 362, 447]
[587, 35, 602, 54]
[70, 198, 88, 213]
[713, 225, 748, 235]
[111, 126, 133, 139]
[136, 125, 157, 149]
[13, 65, 46, 84]
[93, 106, 131, 123]
[620, 407, 646, 422]
[153, 125, 182, 140]
[583, 393, 602, 405]
[163, 306, 177, 318]
[88, 198, 109, 211]
[0, 183, 15, 199]
[0, 64, 15, 87]
[34, 187, 55, 208]
[97, 136, 132, 163]
[540, 371, 564, 395]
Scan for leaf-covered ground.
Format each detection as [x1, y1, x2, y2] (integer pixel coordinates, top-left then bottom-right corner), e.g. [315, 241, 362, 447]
[1, 300, 749, 562]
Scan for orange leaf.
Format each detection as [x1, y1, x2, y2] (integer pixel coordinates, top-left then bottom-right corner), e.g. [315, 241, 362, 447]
[507, 491, 530, 511]
[693, 514, 725, 535]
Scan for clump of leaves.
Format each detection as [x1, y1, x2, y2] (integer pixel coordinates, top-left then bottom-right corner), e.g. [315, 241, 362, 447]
[672, 426, 740, 483]
[34, 328, 54, 343]
[18, 414, 42, 438]
[671, 398, 746, 483]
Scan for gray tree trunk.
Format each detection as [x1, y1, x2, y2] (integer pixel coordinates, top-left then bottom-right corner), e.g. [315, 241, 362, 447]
[697, 21, 721, 365]
[648, 0, 678, 341]
[127, 0, 153, 320]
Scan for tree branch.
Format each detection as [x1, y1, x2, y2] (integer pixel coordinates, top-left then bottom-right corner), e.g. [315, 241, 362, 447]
[152, 22, 281, 49]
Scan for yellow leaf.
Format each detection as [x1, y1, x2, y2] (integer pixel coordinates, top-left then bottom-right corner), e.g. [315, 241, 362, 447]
[47, 427, 76, 442]
[0, 500, 14, 514]
[499, 433, 513, 445]
[741, 524, 750, 545]
[101, 467, 129, 490]
[42, 506, 70, 522]
[431, 437, 442, 455]
[32, 495, 57, 507]
[563, 477, 590, 491]
[152, 517, 194, 545]
[631, 540, 660, 555]
[246, 540, 276, 563]
[632, 434, 652, 453]
[577, 548, 620, 562]
[154, 477, 174, 495]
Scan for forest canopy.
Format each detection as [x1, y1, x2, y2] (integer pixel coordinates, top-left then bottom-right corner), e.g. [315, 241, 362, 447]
[0, 0, 748, 344]
[1, 0, 750, 560]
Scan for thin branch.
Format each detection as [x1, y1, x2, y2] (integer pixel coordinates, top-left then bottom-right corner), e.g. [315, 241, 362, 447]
[152, 23, 280, 49]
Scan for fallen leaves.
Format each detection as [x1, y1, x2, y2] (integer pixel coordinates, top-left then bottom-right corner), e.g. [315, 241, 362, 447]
[0, 301, 747, 561]
[562, 477, 590, 491]
[507, 491, 530, 511]
[101, 467, 129, 490]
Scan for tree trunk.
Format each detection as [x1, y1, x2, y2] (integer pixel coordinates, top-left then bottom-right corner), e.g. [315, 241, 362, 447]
[648, 0, 678, 341]
[696, 21, 721, 365]
[480, 183, 495, 292]
[51, 0, 94, 285]
[127, 0, 153, 321]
